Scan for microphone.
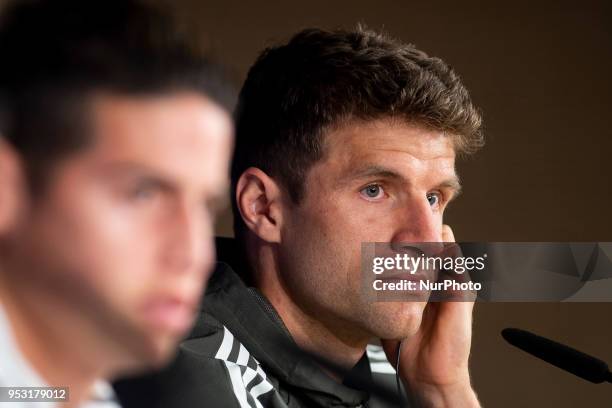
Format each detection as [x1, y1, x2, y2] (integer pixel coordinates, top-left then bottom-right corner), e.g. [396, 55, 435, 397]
[501, 327, 612, 384]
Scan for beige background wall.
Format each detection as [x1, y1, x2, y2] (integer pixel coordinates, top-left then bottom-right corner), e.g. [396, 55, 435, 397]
[177, 0, 612, 405]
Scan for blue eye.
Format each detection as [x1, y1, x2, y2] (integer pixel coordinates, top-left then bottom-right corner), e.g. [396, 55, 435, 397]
[132, 187, 156, 201]
[427, 193, 440, 207]
[360, 184, 384, 200]
[128, 180, 162, 202]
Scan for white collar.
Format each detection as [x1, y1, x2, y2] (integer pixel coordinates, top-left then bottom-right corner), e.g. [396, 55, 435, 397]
[0, 301, 121, 407]
[0, 300, 47, 388]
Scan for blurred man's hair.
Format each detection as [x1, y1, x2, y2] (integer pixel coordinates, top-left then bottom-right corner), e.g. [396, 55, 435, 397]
[0, 0, 234, 192]
[232, 26, 483, 238]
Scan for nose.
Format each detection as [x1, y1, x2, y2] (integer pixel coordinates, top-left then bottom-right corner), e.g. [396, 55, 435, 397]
[391, 196, 441, 245]
[162, 201, 213, 276]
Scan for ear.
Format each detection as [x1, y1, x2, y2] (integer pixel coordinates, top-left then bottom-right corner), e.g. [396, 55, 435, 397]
[235, 167, 284, 244]
[0, 138, 24, 235]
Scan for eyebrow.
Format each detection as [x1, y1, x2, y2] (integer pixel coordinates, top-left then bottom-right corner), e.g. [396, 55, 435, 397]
[107, 164, 179, 191]
[341, 165, 405, 183]
[438, 177, 462, 200]
[96, 161, 174, 184]
[339, 164, 463, 197]
[98, 161, 231, 205]
[97, 161, 162, 174]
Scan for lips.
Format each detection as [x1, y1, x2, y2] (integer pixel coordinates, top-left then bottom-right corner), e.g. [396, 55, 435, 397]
[141, 295, 198, 333]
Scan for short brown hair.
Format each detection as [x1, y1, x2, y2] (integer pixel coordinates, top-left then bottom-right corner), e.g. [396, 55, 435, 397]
[232, 26, 483, 235]
[0, 0, 234, 193]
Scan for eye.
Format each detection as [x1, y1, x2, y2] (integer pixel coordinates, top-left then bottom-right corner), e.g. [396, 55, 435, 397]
[426, 192, 442, 208]
[128, 180, 163, 202]
[360, 184, 385, 200]
[132, 187, 155, 201]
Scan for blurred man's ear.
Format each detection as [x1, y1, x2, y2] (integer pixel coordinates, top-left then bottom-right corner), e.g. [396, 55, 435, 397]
[0, 138, 24, 236]
[235, 167, 284, 244]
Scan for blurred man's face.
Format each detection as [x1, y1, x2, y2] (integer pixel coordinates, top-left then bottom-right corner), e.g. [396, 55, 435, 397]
[279, 118, 460, 341]
[4, 92, 232, 369]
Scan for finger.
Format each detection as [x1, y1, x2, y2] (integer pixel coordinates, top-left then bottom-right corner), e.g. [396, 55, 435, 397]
[380, 339, 401, 364]
[438, 225, 477, 302]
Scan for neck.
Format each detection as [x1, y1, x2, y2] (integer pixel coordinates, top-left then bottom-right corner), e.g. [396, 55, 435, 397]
[253, 245, 369, 378]
[0, 267, 111, 407]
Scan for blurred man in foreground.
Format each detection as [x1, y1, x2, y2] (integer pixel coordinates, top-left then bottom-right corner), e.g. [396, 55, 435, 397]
[116, 27, 483, 407]
[0, 0, 233, 406]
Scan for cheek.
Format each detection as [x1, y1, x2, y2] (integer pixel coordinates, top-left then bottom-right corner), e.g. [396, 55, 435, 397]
[36, 189, 162, 307]
[87, 202, 154, 261]
[283, 205, 363, 294]
[288, 194, 373, 269]
[326, 194, 393, 243]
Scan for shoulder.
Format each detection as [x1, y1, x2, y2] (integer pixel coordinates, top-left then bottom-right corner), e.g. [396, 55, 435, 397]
[114, 324, 278, 408]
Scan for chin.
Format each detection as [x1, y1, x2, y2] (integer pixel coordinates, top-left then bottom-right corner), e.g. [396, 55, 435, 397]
[122, 330, 181, 373]
[366, 301, 425, 339]
[147, 335, 182, 368]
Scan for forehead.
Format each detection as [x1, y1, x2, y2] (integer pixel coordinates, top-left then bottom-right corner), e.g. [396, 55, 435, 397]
[83, 91, 232, 185]
[90, 91, 230, 154]
[320, 118, 456, 175]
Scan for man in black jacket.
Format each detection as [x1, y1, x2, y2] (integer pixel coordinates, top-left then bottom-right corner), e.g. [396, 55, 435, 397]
[117, 237, 404, 407]
[117, 26, 483, 407]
